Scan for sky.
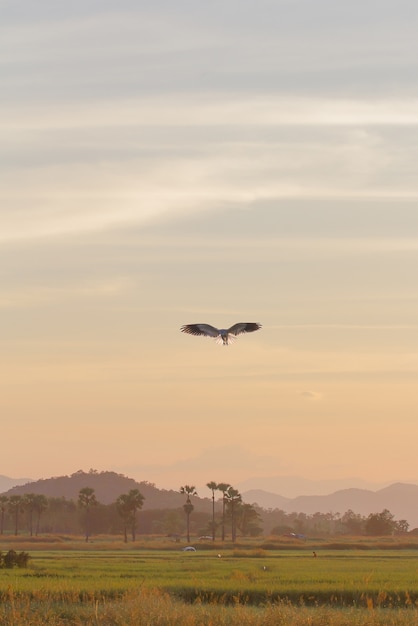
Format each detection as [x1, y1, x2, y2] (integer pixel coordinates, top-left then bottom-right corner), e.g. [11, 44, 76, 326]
[2, 0, 418, 497]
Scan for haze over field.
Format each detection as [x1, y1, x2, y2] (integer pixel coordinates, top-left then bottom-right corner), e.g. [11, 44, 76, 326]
[2, 1, 418, 493]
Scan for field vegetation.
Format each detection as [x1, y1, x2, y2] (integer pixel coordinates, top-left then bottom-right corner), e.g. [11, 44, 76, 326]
[0, 536, 418, 624]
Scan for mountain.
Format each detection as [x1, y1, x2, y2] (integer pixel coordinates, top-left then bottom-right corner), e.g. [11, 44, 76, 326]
[3, 470, 211, 512]
[236, 475, 388, 498]
[240, 489, 291, 510]
[242, 483, 418, 529]
[0, 474, 32, 493]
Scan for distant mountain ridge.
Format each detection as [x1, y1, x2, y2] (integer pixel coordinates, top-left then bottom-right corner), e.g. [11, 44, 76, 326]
[0, 474, 32, 493]
[242, 482, 418, 529]
[236, 475, 389, 497]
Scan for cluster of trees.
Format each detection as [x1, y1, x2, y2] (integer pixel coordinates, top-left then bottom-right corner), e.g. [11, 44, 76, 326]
[265, 508, 409, 536]
[0, 489, 147, 542]
[0, 482, 262, 542]
[72, 487, 147, 542]
[0, 483, 410, 540]
[76, 481, 263, 543]
[181, 482, 262, 543]
[0, 494, 49, 536]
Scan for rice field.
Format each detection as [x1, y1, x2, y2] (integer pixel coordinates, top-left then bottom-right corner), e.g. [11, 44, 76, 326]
[0, 539, 418, 624]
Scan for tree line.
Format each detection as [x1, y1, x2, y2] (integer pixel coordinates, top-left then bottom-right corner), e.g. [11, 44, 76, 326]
[0, 482, 261, 542]
[264, 507, 410, 536]
[0, 483, 410, 540]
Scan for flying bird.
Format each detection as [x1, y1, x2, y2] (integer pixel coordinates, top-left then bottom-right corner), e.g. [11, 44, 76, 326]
[180, 322, 262, 345]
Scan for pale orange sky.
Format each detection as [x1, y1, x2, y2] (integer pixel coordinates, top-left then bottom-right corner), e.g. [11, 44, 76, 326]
[1, 1, 418, 495]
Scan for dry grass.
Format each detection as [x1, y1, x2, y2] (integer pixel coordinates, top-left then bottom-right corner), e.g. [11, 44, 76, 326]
[0, 587, 418, 625]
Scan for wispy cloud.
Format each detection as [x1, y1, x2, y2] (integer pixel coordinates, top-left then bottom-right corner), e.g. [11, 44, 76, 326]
[299, 391, 323, 400]
[0, 279, 132, 309]
[4, 96, 418, 130]
[2, 131, 418, 242]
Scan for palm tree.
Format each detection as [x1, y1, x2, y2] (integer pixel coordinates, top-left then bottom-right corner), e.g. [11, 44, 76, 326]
[8, 495, 24, 536]
[24, 493, 36, 536]
[180, 485, 197, 543]
[206, 481, 218, 541]
[116, 489, 145, 542]
[116, 494, 130, 543]
[0, 496, 8, 535]
[78, 487, 98, 542]
[216, 483, 230, 541]
[24, 493, 47, 536]
[33, 494, 48, 536]
[224, 486, 241, 543]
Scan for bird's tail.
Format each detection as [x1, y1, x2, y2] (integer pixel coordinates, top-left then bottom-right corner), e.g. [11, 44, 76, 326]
[215, 334, 236, 345]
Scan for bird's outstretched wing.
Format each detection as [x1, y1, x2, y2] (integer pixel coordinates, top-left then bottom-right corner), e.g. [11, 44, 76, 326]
[227, 322, 262, 336]
[180, 324, 220, 338]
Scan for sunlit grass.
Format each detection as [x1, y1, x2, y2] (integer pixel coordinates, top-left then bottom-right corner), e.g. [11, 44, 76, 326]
[1, 547, 418, 605]
[0, 539, 418, 623]
[1, 588, 418, 625]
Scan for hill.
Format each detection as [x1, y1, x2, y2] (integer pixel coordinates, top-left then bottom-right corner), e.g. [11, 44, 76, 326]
[242, 483, 418, 528]
[236, 475, 387, 497]
[4, 469, 211, 512]
[0, 474, 32, 493]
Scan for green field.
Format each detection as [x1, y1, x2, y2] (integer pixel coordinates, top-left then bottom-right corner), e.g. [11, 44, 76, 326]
[1, 538, 418, 624]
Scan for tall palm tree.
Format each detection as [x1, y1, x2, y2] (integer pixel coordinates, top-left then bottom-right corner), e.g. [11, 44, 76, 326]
[78, 487, 98, 542]
[206, 481, 218, 541]
[116, 489, 145, 542]
[126, 489, 144, 542]
[24, 493, 37, 536]
[116, 493, 131, 543]
[180, 485, 197, 543]
[216, 483, 230, 541]
[33, 494, 48, 536]
[224, 486, 241, 543]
